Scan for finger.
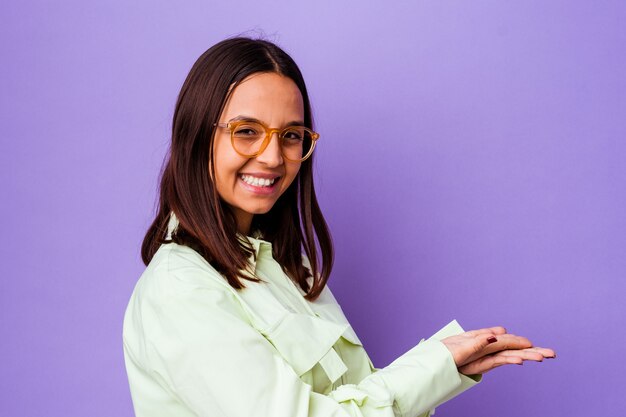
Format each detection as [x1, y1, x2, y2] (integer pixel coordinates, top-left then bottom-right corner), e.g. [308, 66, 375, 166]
[460, 333, 513, 365]
[489, 326, 508, 335]
[481, 334, 534, 354]
[460, 344, 557, 375]
[463, 329, 494, 338]
[497, 350, 546, 362]
[476, 332, 503, 350]
[522, 347, 557, 358]
[465, 326, 507, 337]
[463, 335, 533, 364]
[459, 353, 523, 375]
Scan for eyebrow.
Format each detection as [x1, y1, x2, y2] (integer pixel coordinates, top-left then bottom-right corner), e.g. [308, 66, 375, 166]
[228, 115, 305, 127]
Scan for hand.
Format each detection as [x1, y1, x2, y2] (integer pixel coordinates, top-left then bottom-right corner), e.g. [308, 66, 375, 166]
[458, 346, 556, 375]
[441, 326, 556, 375]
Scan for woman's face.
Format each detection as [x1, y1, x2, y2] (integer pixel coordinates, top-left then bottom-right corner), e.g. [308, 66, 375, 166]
[213, 72, 304, 235]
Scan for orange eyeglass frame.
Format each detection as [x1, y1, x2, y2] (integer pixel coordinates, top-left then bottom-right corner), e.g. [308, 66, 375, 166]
[214, 120, 320, 162]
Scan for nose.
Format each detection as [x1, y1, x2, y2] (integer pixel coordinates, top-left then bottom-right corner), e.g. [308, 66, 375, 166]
[256, 131, 283, 167]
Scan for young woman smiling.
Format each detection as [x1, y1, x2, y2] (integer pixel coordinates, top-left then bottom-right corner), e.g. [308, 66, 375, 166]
[123, 37, 555, 417]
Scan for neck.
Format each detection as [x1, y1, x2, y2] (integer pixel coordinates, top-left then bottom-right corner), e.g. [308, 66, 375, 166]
[235, 211, 253, 236]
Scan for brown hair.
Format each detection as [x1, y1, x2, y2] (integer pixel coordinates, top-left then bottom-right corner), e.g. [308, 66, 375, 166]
[141, 37, 333, 301]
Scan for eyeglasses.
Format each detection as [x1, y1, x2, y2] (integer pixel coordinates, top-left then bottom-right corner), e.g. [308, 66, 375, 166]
[214, 119, 320, 162]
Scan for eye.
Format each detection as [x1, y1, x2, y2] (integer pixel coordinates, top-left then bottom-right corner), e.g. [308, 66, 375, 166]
[282, 128, 304, 142]
[233, 125, 260, 137]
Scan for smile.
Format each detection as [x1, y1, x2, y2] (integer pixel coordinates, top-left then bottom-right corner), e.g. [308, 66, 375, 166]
[239, 174, 279, 187]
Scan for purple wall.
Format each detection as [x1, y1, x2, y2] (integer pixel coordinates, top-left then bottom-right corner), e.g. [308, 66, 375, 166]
[2, 1, 624, 416]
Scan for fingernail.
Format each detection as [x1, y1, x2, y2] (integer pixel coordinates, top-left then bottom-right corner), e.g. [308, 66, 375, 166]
[487, 336, 498, 344]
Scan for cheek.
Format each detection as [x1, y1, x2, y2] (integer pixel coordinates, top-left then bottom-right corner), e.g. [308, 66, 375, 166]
[212, 147, 239, 200]
[283, 163, 302, 188]
[214, 142, 247, 181]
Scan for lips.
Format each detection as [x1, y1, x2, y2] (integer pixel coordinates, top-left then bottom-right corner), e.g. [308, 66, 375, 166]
[239, 174, 279, 187]
[238, 173, 282, 195]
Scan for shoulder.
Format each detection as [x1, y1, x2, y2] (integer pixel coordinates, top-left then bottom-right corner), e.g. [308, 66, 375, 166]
[141, 242, 234, 296]
[124, 242, 240, 336]
[123, 242, 248, 362]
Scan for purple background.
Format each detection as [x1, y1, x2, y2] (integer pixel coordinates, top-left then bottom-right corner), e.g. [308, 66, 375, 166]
[2, 1, 624, 416]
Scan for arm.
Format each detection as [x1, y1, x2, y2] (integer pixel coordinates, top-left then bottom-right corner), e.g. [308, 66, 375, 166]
[136, 277, 476, 417]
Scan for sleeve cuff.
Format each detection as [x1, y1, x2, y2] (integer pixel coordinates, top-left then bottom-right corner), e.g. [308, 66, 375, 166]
[425, 320, 483, 413]
[365, 319, 480, 417]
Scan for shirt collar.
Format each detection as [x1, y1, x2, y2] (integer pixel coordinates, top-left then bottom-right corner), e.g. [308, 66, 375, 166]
[239, 233, 272, 276]
[166, 211, 271, 274]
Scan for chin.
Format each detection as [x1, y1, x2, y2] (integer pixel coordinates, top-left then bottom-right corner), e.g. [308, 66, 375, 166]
[243, 203, 276, 215]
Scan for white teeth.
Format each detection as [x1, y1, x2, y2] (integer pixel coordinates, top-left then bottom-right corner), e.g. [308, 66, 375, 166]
[240, 174, 277, 187]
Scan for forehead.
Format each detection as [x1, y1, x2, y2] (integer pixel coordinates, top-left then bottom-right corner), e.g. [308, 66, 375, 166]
[220, 72, 304, 123]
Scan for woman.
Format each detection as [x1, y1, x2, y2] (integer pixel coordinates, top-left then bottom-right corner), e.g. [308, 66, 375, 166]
[123, 37, 555, 417]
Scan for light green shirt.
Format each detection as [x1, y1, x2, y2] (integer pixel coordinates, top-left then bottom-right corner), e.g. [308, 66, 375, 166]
[123, 213, 480, 417]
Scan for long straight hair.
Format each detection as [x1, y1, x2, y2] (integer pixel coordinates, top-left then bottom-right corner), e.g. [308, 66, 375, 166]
[141, 37, 333, 301]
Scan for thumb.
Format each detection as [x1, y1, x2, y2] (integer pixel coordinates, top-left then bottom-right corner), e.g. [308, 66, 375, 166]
[479, 334, 498, 350]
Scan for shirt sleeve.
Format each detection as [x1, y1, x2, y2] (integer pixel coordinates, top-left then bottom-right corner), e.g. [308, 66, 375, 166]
[135, 273, 479, 417]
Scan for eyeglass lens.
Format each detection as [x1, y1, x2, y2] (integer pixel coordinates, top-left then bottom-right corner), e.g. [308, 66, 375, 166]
[231, 122, 313, 160]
